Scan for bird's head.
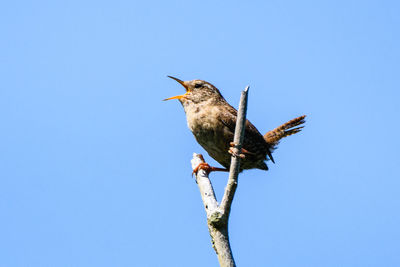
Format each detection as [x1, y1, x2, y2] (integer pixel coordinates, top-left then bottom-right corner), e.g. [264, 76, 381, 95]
[164, 76, 224, 104]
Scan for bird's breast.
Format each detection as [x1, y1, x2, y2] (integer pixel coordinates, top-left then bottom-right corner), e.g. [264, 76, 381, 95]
[183, 102, 228, 152]
[185, 104, 222, 134]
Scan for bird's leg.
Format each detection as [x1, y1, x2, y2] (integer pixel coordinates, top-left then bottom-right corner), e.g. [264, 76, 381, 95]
[228, 148, 246, 158]
[192, 163, 229, 175]
[192, 154, 229, 176]
[228, 142, 254, 158]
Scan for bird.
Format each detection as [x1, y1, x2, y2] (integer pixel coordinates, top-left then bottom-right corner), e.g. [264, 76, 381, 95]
[164, 76, 306, 173]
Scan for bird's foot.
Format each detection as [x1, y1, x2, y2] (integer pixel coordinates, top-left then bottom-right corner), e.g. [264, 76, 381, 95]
[192, 162, 229, 176]
[228, 147, 246, 158]
[228, 142, 255, 158]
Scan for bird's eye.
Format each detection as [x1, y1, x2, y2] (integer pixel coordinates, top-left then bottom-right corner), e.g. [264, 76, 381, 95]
[194, 83, 202, 88]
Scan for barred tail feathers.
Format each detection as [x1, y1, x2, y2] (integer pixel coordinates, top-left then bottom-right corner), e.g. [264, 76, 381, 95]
[264, 115, 306, 149]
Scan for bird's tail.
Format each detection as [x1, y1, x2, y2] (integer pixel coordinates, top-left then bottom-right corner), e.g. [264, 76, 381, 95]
[264, 115, 306, 150]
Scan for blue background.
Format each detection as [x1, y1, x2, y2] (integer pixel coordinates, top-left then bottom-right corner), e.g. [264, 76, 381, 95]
[1, 0, 399, 266]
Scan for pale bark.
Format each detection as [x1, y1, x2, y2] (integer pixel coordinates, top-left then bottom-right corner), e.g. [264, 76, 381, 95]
[191, 86, 249, 267]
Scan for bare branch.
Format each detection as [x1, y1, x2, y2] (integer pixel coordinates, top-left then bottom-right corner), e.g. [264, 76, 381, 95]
[191, 154, 219, 219]
[191, 85, 249, 267]
[220, 86, 249, 215]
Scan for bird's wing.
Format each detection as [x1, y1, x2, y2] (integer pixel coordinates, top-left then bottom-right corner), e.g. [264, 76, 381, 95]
[219, 104, 274, 163]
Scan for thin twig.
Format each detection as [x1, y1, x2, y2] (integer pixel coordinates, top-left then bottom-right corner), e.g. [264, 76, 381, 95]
[220, 86, 249, 216]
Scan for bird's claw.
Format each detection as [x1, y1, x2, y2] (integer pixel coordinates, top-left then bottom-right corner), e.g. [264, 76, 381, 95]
[228, 147, 246, 158]
[192, 162, 229, 177]
[229, 142, 255, 158]
[229, 142, 246, 158]
[192, 162, 212, 176]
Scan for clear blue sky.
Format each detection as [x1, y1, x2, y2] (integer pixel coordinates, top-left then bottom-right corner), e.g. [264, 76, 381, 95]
[1, 0, 399, 266]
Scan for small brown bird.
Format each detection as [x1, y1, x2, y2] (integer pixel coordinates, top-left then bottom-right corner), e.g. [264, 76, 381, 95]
[164, 76, 305, 173]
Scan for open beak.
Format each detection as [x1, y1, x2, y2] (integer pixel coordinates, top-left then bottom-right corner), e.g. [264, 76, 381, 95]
[163, 76, 189, 101]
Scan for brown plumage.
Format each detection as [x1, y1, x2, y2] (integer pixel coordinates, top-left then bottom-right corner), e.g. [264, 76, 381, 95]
[164, 76, 306, 172]
[264, 115, 306, 150]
